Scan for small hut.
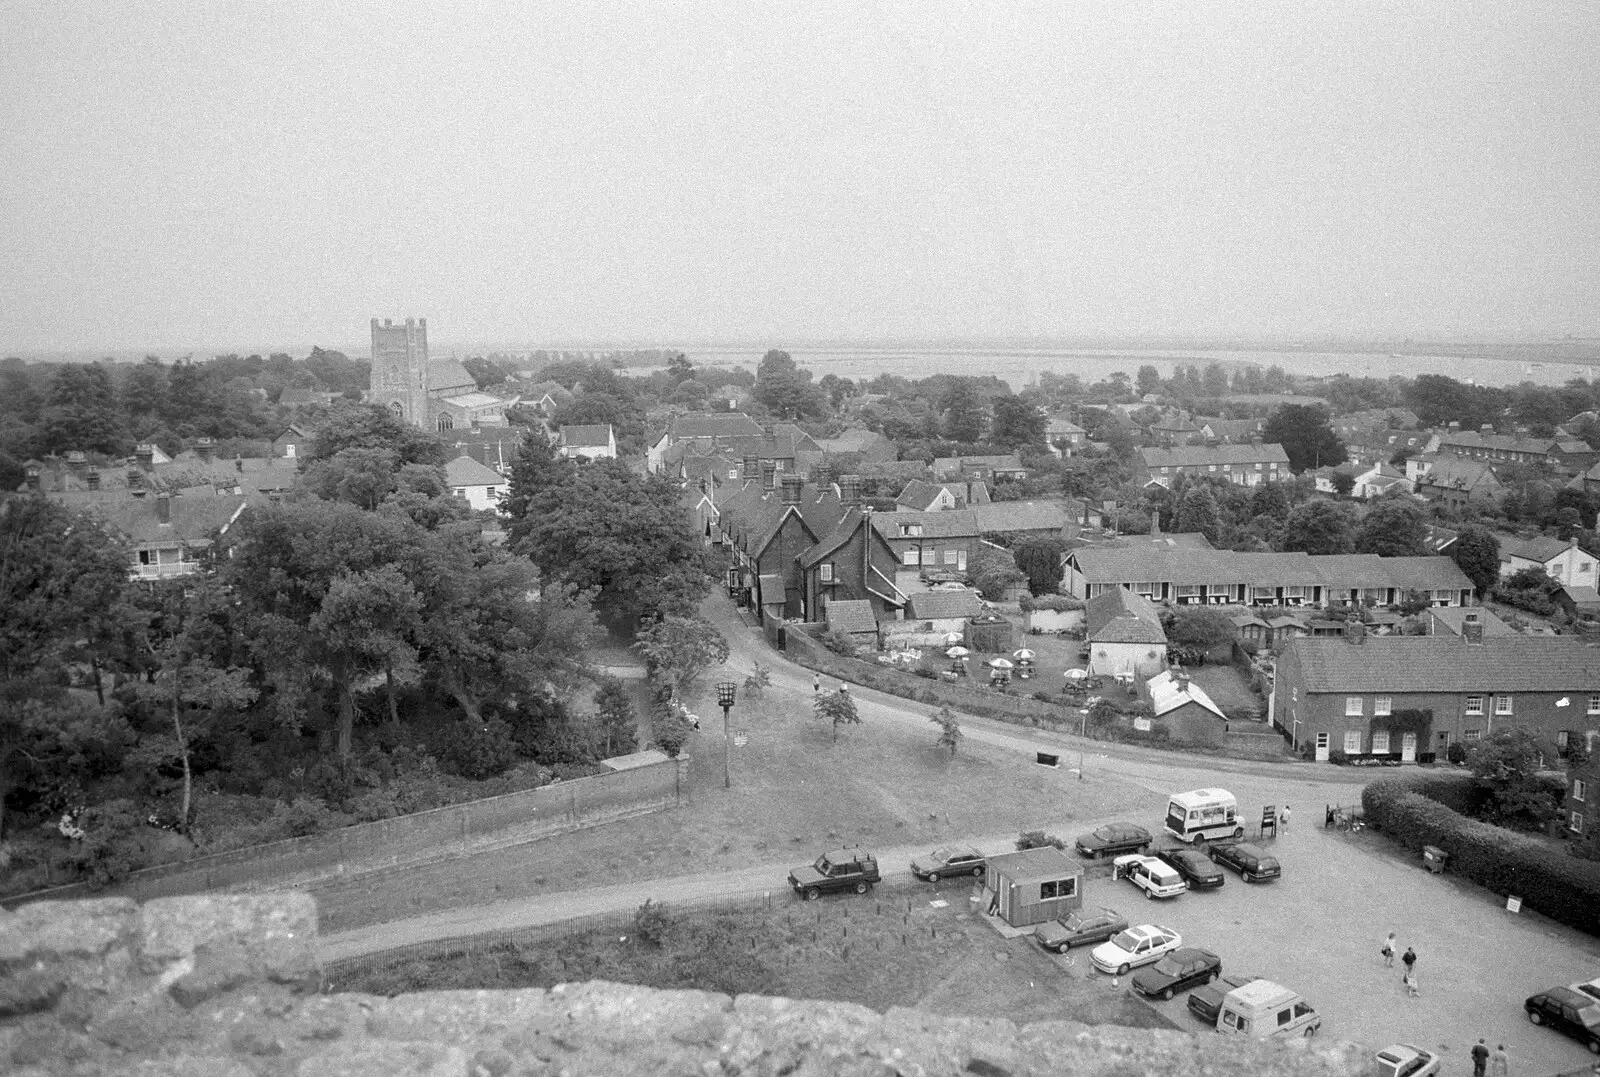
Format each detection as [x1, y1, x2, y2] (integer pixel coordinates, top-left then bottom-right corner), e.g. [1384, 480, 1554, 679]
[982, 847, 1084, 928]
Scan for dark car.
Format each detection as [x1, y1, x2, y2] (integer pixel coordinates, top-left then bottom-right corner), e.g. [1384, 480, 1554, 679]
[1033, 906, 1129, 953]
[1075, 822, 1153, 859]
[1132, 947, 1223, 1001]
[1160, 848, 1225, 889]
[911, 845, 986, 882]
[1208, 841, 1280, 882]
[787, 849, 880, 901]
[1189, 973, 1259, 1024]
[1524, 987, 1600, 1054]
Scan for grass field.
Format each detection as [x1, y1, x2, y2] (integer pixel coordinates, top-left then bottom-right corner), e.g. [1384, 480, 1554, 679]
[327, 885, 1182, 1031]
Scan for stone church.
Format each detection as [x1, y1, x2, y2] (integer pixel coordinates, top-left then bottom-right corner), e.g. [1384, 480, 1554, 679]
[369, 317, 518, 432]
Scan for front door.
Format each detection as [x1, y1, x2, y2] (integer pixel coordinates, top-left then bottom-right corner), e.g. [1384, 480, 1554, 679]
[1401, 732, 1417, 763]
[1315, 732, 1330, 762]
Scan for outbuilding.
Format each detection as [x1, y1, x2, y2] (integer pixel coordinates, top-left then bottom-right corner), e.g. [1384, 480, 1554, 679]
[982, 846, 1084, 928]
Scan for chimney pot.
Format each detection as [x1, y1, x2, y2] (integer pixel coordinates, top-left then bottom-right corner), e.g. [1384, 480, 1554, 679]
[761, 460, 777, 492]
[781, 474, 803, 506]
[742, 455, 759, 481]
[156, 494, 171, 525]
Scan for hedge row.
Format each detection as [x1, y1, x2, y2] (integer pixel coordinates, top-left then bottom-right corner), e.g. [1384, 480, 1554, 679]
[1361, 777, 1600, 937]
[1400, 771, 1494, 818]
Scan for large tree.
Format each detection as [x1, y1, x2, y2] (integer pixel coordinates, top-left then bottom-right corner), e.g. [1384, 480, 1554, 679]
[507, 458, 711, 629]
[1451, 526, 1501, 597]
[990, 395, 1045, 449]
[1353, 494, 1432, 557]
[939, 379, 985, 444]
[1468, 727, 1563, 830]
[39, 362, 127, 455]
[634, 615, 729, 694]
[1262, 404, 1346, 474]
[1281, 499, 1355, 555]
[1175, 485, 1223, 545]
[307, 401, 447, 466]
[753, 350, 822, 419]
[1012, 537, 1069, 596]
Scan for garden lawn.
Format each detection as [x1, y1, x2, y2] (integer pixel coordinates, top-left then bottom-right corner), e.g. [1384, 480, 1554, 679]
[1182, 664, 1264, 720]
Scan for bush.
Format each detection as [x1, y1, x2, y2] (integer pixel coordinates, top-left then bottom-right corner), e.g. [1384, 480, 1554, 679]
[822, 630, 860, 658]
[1016, 830, 1067, 851]
[1446, 742, 1467, 765]
[1362, 777, 1600, 936]
[1019, 594, 1085, 612]
[441, 718, 520, 780]
[632, 898, 673, 947]
[59, 799, 149, 888]
[1405, 771, 1492, 817]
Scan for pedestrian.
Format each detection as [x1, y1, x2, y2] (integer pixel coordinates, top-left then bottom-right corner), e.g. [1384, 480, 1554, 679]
[1401, 946, 1416, 984]
[1471, 1038, 1489, 1077]
[812, 673, 820, 694]
[838, 683, 849, 697]
[1281, 804, 1291, 828]
[1489, 1043, 1508, 1077]
[1381, 932, 1396, 967]
[1403, 965, 1418, 997]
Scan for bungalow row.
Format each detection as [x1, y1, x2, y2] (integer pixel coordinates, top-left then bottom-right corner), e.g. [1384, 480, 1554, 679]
[1063, 546, 1475, 609]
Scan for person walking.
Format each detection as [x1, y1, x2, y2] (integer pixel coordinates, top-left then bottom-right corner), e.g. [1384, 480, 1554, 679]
[1488, 1043, 1509, 1077]
[812, 673, 820, 694]
[1381, 932, 1397, 967]
[1471, 1038, 1489, 1077]
[1401, 946, 1417, 992]
[1281, 804, 1291, 828]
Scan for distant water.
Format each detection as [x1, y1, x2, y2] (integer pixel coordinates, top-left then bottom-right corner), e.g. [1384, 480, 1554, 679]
[690, 346, 1598, 392]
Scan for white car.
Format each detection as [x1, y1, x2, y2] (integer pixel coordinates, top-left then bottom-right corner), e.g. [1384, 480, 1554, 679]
[1090, 924, 1182, 975]
[1374, 1044, 1441, 1077]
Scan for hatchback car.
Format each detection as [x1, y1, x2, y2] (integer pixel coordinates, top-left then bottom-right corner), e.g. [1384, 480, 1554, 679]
[1160, 848, 1225, 889]
[1373, 1044, 1442, 1077]
[1090, 924, 1182, 975]
[1131, 947, 1222, 1001]
[1074, 822, 1153, 859]
[1208, 841, 1280, 882]
[1524, 987, 1600, 1054]
[1034, 906, 1128, 954]
[910, 845, 986, 882]
[1188, 973, 1258, 1025]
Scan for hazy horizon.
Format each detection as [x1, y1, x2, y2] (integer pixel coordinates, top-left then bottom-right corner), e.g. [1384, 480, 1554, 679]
[5, 3, 1598, 353]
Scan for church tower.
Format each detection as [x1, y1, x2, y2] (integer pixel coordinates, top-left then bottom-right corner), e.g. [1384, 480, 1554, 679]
[370, 317, 429, 428]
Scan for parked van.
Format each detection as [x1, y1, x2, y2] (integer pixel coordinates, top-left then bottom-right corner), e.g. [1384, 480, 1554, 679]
[1112, 854, 1188, 900]
[1215, 979, 1321, 1039]
[1165, 789, 1243, 844]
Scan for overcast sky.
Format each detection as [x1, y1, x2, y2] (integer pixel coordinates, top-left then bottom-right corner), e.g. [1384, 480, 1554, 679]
[3, 2, 1597, 354]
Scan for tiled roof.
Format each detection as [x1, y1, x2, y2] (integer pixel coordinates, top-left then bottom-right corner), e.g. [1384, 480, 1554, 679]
[825, 599, 879, 634]
[1427, 607, 1515, 636]
[1138, 444, 1290, 469]
[1417, 456, 1499, 489]
[91, 493, 251, 546]
[895, 480, 948, 512]
[1496, 532, 1572, 565]
[560, 425, 614, 448]
[1559, 584, 1600, 608]
[438, 391, 507, 409]
[1085, 586, 1166, 644]
[905, 589, 985, 621]
[970, 500, 1074, 534]
[1437, 431, 1563, 455]
[1147, 671, 1227, 720]
[1070, 547, 1473, 592]
[872, 510, 981, 541]
[1284, 635, 1600, 693]
[669, 412, 763, 439]
[444, 456, 505, 486]
[428, 359, 478, 393]
[1198, 418, 1263, 441]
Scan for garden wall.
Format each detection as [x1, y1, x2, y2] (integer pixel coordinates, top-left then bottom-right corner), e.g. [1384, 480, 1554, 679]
[1024, 608, 1082, 633]
[3, 751, 690, 910]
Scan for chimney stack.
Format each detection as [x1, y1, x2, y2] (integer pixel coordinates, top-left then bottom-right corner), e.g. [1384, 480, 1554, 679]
[135, 444, 155, 472]
[761, 460, 777, 492]
[85, 469, 101, 491]
[1462, 612, 1484, 645]
[1344, 620, 1366, 645]
[841, 475, 862, 507]
[780, 473, 803, 506]
[742, 455, 759, 482]
[156, 494, 171, 525]
[196, 437, 216, 464]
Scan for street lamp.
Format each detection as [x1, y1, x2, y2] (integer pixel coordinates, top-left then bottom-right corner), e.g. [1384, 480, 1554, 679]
[715, 681, 737, 789]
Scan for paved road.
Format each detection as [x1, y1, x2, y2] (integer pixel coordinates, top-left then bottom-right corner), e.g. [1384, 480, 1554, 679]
[320, 595, 1600, 1073]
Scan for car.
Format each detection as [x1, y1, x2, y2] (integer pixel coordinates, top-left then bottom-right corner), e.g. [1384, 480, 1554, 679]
[1208, 841, 1281, 882]
[910, 845, 986, 882]
[1090, 924, 1182, 975]
[787, 848, 880, 901]
[1374, 1044, 1443, 1077]
[1524, 987, 1600, 1054]
[1188, 973, 1259, 1024]
[1074, 822, 1153, 859]
[1034, 906, 1129, 953]
[1112, 854, 1188, 899]
[1131, 947, 1223, 1001]
[1574, 976, 1600, 1003]
[1160, 848, 1225, 889]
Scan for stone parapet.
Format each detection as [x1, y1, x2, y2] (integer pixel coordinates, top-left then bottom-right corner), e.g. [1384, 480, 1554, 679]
[1, 894, 1366, 1076]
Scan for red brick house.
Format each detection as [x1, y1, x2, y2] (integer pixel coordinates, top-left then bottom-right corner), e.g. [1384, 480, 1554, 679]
[1565, 756, 1599, 840]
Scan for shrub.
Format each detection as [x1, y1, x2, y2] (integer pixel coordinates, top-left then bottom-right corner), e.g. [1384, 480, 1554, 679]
[59, 799, 148, 888]
[1405, 771, 1492, 817]
[1019, 594, 1085, 612]
[632, 898, 674, 947]
[1446, 742, 1467, 765]
[1362, 777, 1600, 936]
[821, 630, 860, 658]
[1328, 749, 1349, 765]
[441, 718, 520, 780]
[1015, 830, 1067, 851]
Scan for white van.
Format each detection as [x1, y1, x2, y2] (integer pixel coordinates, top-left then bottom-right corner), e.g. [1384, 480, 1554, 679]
[1215, 979, 1321, 1039]
[1165, 788, 1243, 843]
[1112, 854, 1188, 900]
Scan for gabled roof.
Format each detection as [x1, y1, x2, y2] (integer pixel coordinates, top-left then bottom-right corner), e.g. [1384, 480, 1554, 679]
[1437, 431, 1563, 455]
[1146, 670, 1227, 720]
[444, 455, 505, 487]
[1222, 607, 1268, 630]
[92, 493, 251, 547]
[668, 412, 763, 439]
[1069, 547, 1473, 592]
[871, 510, 981, 541]
[825, 599, 879, 634]
[559, 425, 615, 448]
[932, 454, 1025, 475]
[1558, 584, 1600, 609]
[1085, 586, 1166, 644]
[1416, 455, 1500, 490]
[1427, 607, 1515, 636]
[428, 359, 478, 393]
[1197, 418, 1263, 441]
[970, 500, 1074, 534]
[1496, 532, 1573, 565]
[438, 391, 509, 410]
[1139, 444, 1290, 469]
[1283, 635, 1600, 693]
[894, 480, 950, 512]
[905, 589, 985, 621]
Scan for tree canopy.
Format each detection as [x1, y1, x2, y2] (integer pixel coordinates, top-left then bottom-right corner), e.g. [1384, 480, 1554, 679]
[1353, 494, 1432, 557]
[1262, 404, 1345, 474]
[1281, 499, 1355, 555]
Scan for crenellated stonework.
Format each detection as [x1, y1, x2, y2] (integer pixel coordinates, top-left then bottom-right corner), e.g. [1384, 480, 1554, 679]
[1, 894, 1367, 1076]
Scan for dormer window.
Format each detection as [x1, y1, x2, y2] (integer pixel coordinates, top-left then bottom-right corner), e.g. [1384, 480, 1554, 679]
[900, 524, 923, 537]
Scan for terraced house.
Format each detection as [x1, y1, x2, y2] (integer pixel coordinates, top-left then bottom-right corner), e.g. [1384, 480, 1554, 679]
[1137, 444, 1290, 489]
[1272, 620, 1600, 763]
[1063, 547, 1474, 608]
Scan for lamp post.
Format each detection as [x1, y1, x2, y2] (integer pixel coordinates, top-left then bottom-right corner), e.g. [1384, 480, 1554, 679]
[715, 681, 737, 789]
